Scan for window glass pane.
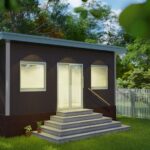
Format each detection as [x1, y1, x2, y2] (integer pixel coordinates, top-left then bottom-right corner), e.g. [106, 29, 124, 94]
[91, 65, 108, 89]
[20, 61, 46, 91]
[71, 65, 82, 107]
[57, 64, 70, 109]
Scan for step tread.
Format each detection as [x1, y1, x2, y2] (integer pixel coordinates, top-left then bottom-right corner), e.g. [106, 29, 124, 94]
[57, 109, 93, 117]
[57, 109, 92, 113]
[33, 125, 130, 142]
[42, 121, 121, 132]
[51, 112, 102, 119]
[45, 116, 111, 126]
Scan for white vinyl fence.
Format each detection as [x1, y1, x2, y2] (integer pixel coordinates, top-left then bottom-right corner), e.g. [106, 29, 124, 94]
[116, 89, 150, 119]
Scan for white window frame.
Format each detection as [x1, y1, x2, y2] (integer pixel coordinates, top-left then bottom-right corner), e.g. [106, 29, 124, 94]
[20, 61, 46, 92]
[91, 65, 108, 90]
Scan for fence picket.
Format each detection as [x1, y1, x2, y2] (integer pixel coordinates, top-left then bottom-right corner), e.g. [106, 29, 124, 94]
[116, 88, 150, 119]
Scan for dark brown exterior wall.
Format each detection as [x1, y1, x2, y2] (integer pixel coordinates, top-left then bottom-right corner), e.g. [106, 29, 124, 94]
[0, 41, 5, 115]
[0, 41, 116, 137]
[10, 41, 115, 115]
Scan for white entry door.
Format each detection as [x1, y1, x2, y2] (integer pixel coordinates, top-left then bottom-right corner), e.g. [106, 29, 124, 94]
[57, 63, 83, 110]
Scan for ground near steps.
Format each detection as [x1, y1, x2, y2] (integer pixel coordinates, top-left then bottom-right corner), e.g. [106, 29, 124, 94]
[0, 117, 150, 150]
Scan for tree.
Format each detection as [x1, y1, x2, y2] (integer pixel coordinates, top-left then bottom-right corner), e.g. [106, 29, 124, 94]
[73, 0, 116, 43]
[116, 54, 133, 79]
[33, 0, 69, 38]
[117, 68, 150, 89]
[0, 0, 121, 44]
[123, 38, 150, 70]
[63, 16, 90, 41]
[117, 38, 150, 89]
[0, 0, 69, 38]
[74, 0, 110, 20]
[0, 0, 40, 33]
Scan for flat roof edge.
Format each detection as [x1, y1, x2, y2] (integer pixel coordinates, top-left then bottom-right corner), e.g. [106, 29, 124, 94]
[0, 32, 126, 53]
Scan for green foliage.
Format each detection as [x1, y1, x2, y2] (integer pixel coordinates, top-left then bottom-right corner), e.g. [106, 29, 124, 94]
[0, 0, 114, 44]
[0, 0, 19, 11]
[123, 38, 150, 70]
[73, 0, 113, 43]
[82, 0, 88, 2]
[63, 16, 89, 41]
[117, 68, 150, 89]
[117, 38, 150, 89]
[0, 0, 40, 33]
[74, 7, 88, 19]
[24, 125, 32, 133]
[119, 0, 150, 38]
[89, 6, 110, 19]
[33, 1, 68, 38]
[116, 55, 133, 78]
[99, 30, 131, 46]
[89, 9, 103, 19]
[74, 1, 110, 20]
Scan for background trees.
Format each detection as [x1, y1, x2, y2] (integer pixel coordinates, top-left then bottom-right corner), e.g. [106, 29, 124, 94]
[117, 38, 150, 89]
[0, 0, 40, 33]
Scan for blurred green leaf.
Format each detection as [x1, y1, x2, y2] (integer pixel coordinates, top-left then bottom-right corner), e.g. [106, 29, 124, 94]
[119, 0, 150, 38]
[82, 0, 88, 2]
[74, 6, 86, 13]
[9, 0, 19, 10]
[0, 0, 4, 10]
[0, 0, 19, 11]
[74, 7, 88, 19]
[89, 5, 110, 19]
[89, 9, 102, 19]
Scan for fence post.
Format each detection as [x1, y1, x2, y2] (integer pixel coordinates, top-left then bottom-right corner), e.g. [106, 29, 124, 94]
[130, 90, 136, 117]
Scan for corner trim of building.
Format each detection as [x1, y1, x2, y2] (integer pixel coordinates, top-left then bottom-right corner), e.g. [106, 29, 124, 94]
[5, 40, 10, 116]
[114, 52, 116, 105]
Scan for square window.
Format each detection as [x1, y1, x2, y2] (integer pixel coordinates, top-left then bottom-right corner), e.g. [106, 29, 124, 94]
[20, 61, 46, 92]
[91, 65, 108, 89]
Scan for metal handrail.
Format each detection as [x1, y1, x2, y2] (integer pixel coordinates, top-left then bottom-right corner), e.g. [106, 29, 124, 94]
[88, 88, 111, 106]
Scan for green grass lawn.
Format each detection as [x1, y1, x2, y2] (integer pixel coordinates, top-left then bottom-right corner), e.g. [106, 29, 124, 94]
[0, 117, 150, 150]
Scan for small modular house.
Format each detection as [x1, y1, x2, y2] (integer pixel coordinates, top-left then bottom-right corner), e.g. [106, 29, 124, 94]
[0, 32, 125, 137]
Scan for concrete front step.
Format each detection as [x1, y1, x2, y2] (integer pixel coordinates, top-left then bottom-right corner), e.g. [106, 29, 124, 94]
[50, 113, 102, 123]
[33, 125, 130, 143]
[33, 109, 130, 143]
[45, 117, 112, 130]
[41, 121, 121, 136]
[56, 109, 93, 117]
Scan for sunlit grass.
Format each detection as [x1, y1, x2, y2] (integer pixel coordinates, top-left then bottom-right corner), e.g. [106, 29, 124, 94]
[0, 117, 150, 150]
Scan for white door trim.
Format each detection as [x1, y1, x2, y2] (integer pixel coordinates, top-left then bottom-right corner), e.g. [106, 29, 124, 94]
[5, 40, 10, 116]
